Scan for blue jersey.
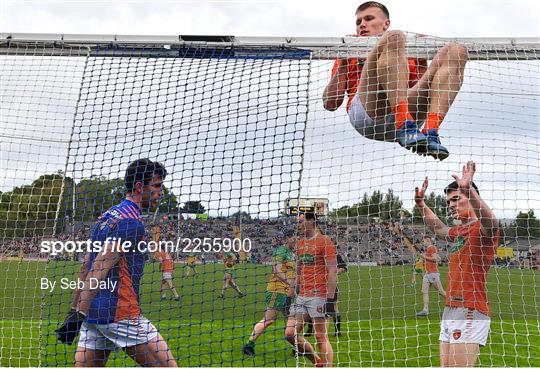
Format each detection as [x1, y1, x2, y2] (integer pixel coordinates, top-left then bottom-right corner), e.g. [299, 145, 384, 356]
[86, 199, 147, 324]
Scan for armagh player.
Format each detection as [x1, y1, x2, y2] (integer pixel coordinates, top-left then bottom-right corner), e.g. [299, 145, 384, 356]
[242, 232, 296, 356]
[55, 159, 177, 367]
[220, 252, 246, 298]
[322, 1, 467, 160]
[415, 161, 499, 367]
[152, 225, 180, 301]
[154, 250, 180, 301]
[285, 213, 337, 367]
[416, 236, 446, 316]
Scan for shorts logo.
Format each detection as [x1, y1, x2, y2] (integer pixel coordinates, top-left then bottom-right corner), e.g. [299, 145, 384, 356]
[316, 306, 323, 313]
[452, 329, 462, 340]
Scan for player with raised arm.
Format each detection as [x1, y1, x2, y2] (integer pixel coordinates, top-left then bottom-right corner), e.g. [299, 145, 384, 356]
[416, 235, 446, 316]
[412, 254, 424, 287]
[392, 223, 424, 287]
[242, 230, 296, 356]
[285, 212, 337, 367]
[55, 158, 177, 367]
[322, 1, 467, 160]
[220, 251, 246, 299]
[415, 161, 499, 367]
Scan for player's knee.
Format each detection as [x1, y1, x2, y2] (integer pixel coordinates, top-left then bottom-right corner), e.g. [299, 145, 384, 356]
[284, 327, 297, 343]
[445, 42, 468, 64]
[378, 30, 406, 50]
[314, 331, 328, 342]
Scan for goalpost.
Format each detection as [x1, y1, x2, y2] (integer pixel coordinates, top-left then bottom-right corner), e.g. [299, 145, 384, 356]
[0, 33, 538, 367]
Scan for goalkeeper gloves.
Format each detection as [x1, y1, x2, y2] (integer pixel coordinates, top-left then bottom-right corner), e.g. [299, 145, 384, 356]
[55, 309, 86, 345]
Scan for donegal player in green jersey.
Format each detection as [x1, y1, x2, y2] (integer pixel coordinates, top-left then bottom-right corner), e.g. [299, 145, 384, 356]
[220, 252, 246, 298]
[184, 252, 198, 277]
[242, 233, 296, 356]
[412, 254, 425, 287]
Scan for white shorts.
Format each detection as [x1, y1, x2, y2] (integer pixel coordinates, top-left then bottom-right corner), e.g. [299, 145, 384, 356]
[289, 296, 326, 319]
[78, 316, 158, 350]
[348, 94, 397, 142]
[162, 272, 173, 281]
[423, 272, 441, 284]
[439, 307, 491, 346]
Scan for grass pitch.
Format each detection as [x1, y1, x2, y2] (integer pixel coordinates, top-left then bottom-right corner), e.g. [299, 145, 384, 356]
[0, 260, 538, 367]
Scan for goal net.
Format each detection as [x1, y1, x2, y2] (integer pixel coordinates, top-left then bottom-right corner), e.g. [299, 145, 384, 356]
[0, 33, 538, 367]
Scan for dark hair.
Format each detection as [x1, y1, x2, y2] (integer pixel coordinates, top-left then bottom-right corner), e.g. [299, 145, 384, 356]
[444, 181, 480, 196]
[124, 159, 167, 192]
[356, 1, 390, 19]
[302, 212, 316, 221]
[284, 228, 296, 238]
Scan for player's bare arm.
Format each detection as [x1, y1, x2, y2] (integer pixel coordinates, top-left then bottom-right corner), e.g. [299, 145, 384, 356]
[273, 263, 289, 286]
[322, 59, 350, 111]
[326, 260, 338, 300]
[76, 246, 121, 314]
[451, 161, 499, 238]
[415, 177, 449, 238]
[70, 252, 91, 310]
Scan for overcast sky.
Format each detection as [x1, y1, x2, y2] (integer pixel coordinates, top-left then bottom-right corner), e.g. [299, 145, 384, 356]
[1, 0, 539, 38]
[1, 0, 539, 221]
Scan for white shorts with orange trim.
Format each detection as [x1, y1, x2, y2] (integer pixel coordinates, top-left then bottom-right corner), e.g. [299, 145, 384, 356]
[439, 307, 491, 346]
[78, 316, 158, 350]
[289, 296, 326, 319]
[423, 272, 441, 284]
[162, 272, 173, 281]
[348, 94, 397, 142]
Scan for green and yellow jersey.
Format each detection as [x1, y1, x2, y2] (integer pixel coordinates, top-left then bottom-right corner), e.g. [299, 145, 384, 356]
[266, 245, 295, 294]
[186, 253, 197, 266]
[224, 252, 236, 276]
[414, 255, 425, 273]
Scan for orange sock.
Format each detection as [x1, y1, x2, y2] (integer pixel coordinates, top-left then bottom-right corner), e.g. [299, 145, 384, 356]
[392, 100, 414, 130]
[422, 112, 445, 133]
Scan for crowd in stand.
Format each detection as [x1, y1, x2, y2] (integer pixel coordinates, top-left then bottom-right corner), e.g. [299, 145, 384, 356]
[1, 217, 450, 266]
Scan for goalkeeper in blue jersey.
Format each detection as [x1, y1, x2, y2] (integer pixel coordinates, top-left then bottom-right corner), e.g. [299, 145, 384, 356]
[242, 232, 296, 356]
[55, 159, 177, 367]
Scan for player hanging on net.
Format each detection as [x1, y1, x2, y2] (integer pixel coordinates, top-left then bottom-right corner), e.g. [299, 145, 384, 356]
[55, 158, 177, 367]
[322, 1, 467, 160]
[416, 235, 446, 317]
[220, 251, 246, 298]
[415, 161, 499, 367]
[285, 212, 337, 367]
[242, 230, 296, 357]
[184, 252, 199, 277]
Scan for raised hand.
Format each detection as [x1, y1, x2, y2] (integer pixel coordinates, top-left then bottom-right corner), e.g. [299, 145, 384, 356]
[451, 161, 476, 191]
[415, 177, 429, 206]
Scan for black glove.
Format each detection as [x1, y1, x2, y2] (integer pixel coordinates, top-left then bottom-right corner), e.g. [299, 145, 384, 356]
[324, 300, 335, 316]
[55, 309, 86, 345]
[284, 297, 293, 316]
